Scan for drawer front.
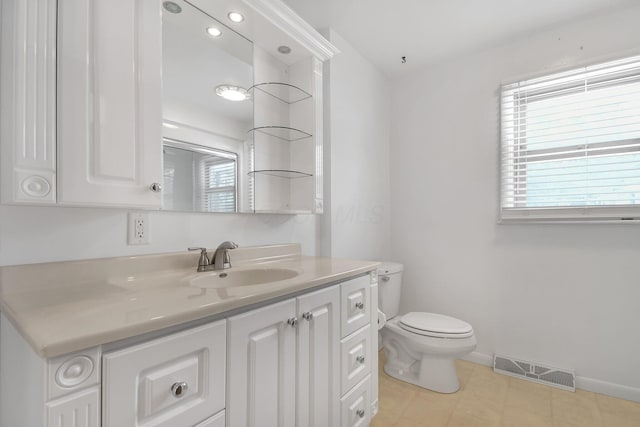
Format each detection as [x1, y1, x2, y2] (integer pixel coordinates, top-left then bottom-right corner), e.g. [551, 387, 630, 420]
[341, 275, 371, 337]
[341, 324, 371, 395]
[103, 320, 226, 427]
[195, 410, 225, 427]
[48, 347, 101, 400]
[341, 375, 371, 427]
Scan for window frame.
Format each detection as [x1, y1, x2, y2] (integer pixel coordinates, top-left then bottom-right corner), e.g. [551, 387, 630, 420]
[499, 55, 640, 223]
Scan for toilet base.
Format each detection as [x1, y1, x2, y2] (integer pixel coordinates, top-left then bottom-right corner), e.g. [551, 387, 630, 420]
[383, 355, 461, 393]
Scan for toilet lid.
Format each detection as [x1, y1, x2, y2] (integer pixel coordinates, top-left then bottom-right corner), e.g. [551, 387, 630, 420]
[399, 312, 474, 338]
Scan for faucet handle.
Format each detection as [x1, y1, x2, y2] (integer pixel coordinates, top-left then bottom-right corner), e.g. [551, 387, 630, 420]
[188, 247, 210, 269]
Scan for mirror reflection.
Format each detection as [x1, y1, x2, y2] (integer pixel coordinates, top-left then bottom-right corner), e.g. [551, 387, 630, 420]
[161, 0, 253, 213]
[163, 139, 238, 212]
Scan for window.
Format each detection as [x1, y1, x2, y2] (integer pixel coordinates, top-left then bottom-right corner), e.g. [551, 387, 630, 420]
[500, 56, 640, 221]
[198, 154, 237, 213]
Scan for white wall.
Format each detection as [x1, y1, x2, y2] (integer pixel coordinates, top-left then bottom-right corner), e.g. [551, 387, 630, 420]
[390, 5, 640, 399]
[0, 205, 319, 266]
[325, 29, 392, 261]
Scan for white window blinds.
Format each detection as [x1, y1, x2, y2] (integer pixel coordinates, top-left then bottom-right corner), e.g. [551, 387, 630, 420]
[198, 155, 237, 213]
[500, 55, 640, 221]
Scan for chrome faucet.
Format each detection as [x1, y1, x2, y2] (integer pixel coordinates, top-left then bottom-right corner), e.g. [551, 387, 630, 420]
[188, 241, 238, 272]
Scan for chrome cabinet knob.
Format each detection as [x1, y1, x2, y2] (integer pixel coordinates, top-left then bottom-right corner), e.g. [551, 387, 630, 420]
[302, 312, 313, 321]
[356, 409, 365, 418]
[150, 182, 162, 192]
[381, 275, 390, 282]
[356, 355, 365, 364]
[171, 381, 188, 397]
[355, 302, 364, 310]
[287, 317, 298, 327]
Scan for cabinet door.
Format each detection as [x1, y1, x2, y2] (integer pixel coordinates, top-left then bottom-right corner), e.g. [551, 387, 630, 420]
[227, 298, 297, 427]
[46, 386, 100, 427]
[57, 0, 162, 208]
[297, 285, 340, 427]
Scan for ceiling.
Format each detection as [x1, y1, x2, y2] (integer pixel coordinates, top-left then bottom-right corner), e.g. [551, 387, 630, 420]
[283, 0, 639, 76]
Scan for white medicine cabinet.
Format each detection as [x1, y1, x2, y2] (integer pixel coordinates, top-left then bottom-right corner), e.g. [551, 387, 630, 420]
[0, 0, 338, 214]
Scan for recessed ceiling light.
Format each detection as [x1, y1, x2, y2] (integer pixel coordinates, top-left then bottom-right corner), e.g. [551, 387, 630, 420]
[277, 45, 291, 54]
[227, 11, 244, 23]
[163, 122, 179, 129]
[162, 1, 182, 14]
[215, 84, 251, 102]
[206, 27, 222, 37]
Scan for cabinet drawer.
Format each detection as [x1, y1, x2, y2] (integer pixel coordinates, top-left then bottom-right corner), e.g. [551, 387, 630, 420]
[103, 320, 226, 427]
[341, 275, 371, 337]
[341, 324, 371, 396]
[341, 375, 371, 427]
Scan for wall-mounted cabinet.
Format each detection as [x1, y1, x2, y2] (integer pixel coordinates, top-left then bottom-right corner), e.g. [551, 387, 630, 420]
[0, 0, 338, 214]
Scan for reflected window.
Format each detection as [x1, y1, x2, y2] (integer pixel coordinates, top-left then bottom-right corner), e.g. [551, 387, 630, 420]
[199, 155, 237, 212]
[163, 140, 238, 213]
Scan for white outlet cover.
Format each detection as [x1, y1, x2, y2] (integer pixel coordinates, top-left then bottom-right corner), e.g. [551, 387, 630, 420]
[128, 212, 149, 245]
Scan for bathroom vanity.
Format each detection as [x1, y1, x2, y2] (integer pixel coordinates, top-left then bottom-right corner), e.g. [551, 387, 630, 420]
[0, 244, 379, 426]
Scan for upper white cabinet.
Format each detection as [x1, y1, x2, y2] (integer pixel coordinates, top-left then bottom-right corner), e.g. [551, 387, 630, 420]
[0, 0, 337, 212]
[0, 0, 57, 204]
[56, 0, 163, 208]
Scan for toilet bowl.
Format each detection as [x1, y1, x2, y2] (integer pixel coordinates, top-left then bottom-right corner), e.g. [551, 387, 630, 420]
[378, 263, 476, 393]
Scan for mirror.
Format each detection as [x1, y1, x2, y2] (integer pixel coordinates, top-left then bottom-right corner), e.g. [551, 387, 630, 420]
[161, 0, 253, 213]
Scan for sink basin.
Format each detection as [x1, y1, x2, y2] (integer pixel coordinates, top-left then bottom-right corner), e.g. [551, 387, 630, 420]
[190, 268, 299, 289]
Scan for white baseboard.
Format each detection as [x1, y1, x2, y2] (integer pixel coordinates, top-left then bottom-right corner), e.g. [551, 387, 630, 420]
[577, 376, 640, 403]
[462, 351, 493, 367]
[461, 351, 640, 403]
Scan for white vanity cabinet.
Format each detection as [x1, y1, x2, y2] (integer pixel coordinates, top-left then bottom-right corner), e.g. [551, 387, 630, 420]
[227, 274, 378, 427]
[0, 270, 378, 427]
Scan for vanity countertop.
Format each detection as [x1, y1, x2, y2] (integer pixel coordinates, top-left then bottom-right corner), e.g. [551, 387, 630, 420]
[0, 244, 379, 358]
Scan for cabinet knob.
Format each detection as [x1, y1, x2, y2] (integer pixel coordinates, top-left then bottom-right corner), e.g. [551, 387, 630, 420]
[381, 275, 390, 282]
[150, 182, 163, 192]
[356, 409, 365, 418]
[302, 312, 313, 321]
[287, 317, 298, 327]
[355, 302, 364, 310]
[356, 355, 365, 364]
[171, 381, 188, 398]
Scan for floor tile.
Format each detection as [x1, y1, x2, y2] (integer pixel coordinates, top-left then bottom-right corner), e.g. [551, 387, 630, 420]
[374, 351, 640, 427]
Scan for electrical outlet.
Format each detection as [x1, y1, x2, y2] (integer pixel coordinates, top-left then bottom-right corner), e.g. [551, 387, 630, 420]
[127, 212, 149, 245]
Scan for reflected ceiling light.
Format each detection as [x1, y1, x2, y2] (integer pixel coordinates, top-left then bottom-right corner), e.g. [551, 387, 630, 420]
[163, 122, 179, 129]
[162, 1, 182, 14]
[206, 26, 222, 37]
[227, 11, 244, 23]
[215, 84, 250, 101]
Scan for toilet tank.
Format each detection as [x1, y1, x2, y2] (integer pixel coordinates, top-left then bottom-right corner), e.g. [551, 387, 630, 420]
[377, 262, 404, 320]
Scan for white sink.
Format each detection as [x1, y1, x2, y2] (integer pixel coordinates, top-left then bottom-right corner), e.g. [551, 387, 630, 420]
[190, 268, 299, 289]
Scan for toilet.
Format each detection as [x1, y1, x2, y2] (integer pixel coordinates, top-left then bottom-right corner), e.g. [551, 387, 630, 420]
[378, 262, 476, 393]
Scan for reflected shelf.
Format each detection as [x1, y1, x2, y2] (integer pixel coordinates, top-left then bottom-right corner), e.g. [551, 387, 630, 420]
[249, 126, 312, 142]
[248, 169, 313, 179]
[250, 82, 312, 104]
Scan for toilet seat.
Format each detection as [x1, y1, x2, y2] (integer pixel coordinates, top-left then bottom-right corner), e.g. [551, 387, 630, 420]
[399, 312, 474, 338]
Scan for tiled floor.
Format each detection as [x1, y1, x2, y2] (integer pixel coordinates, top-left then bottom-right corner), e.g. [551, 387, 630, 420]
[372, 351, 640, 427]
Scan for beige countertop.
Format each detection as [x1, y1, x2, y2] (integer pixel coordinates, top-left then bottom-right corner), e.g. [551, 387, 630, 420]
[0, 244, 379, 359]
